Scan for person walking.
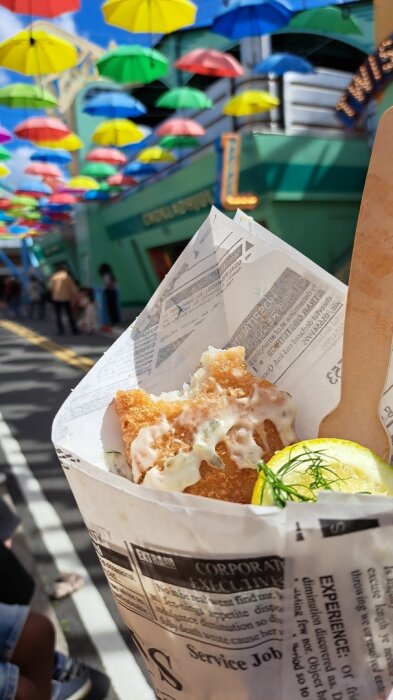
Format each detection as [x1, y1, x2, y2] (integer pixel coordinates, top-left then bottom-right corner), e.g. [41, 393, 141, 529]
[49, 264, 79, 336]
[98, 263, 121, 331]
[28, 275, 41, 320]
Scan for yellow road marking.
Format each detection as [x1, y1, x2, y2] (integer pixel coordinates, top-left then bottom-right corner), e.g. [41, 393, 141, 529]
[0, 320, 95, 373]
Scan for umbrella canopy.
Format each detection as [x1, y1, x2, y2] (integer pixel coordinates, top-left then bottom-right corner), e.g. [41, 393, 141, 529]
[137, 146, 176, 164]
[0, 83, 57, 109]
[96, 45, 168, 85]
[10, 195, 37, 207]
[0, 29, 78, 76]
[156, 87, 213, 110]
[224, 90, 280, 116]
[10, 224, 29, 234]
[123, 161, 157, 177]
[38, 133, 83, 151]
[31, 147, 72, 164]
[14, 116, 70, 142]
[175, 48, 244, 78]
[0, 146, 10, 160]
[254, 52, 313, 76]
[159, 135, 199, 149]
[0, 163, 9, 177]
[102, 0, 196, 33]
[65, 176, 100, 192]
[86, 147, 126, 166]
[25, 162, 62, 178]
[289, 7, 362, 35]
[83, 188, 111, 202]
[0, 212, 14, 221]
[0, 197, 11, 209]
[49, 192, 77, 205]
[0, 0, 80, 16]
[156, 118, 205, 137]
[107, 173, 137, 187]
[212, 0, 293, 39]
[92, 119, 144, 147]
[0, 126, 12, 144]
[81, 161, 117, 178]
[16, 178, 52, 196]
[83, 91, 146, 118]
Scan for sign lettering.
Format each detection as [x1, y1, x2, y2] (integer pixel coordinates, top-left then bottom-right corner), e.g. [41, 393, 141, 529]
[220, 133, 259, 211]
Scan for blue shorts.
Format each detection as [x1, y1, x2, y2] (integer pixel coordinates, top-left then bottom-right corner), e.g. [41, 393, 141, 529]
[0, 603, 29, 700]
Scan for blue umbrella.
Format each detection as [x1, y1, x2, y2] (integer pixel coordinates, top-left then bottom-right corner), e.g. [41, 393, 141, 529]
[254, 52, 313, 76]
[0, 212, 14, 222]
[284, 0, 360, 8]
[10, 224, 29, 234]
[42, 203, 73, 212]
[30, 148, 72, 165]
[83, 92, 146, 118]
[120, 128, 154, 155]
[83, 189, 112, 201]
[123, 162, 158, 177]
[212, 0, 293, 39]
[16, 178, 52, 196]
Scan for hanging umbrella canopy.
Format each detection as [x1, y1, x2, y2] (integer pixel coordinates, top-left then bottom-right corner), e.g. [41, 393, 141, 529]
[102, 0, 196, 33]
[107, 173, 137, 187]
[92, 119, 145, 147]
[16, 177, 52, 196]
[0, 0, 80, 16]
[9, 224, 29, 234]
[123, 161, 157, 177]
[65, 176, 101, 192]
[19, 210, 41, 221]
[86, 147, 126, 166]
[25, 162, 62, 178]
[0, 83, 57, 109]
[137, 146, 176, 164]
[48, 192, 77, 206]
[83, 188, 111, 202]
[38, 133, 83, 151]
[11, 195, 37, 207]
[0, 212, 14, 221]
[212, 0, 293, 39]
[175, 48, 244, 78]
[0, 30, 78, 76]
[159, 135, 199, 149]
[31, 147, 72, 164]
[0, 146, 10, 160]
[14, 116, 70, 142]
[97, 45, 168, 85]
[83, 91, 146, 118]
[82, 161, 117, 178]
[224, 90, 280, 116]
[0, 197, 11, 209]
[0, 126, 12, 144]
[0, 163, 9, 177]
[156, 118, 205, 137]
[289, 6, 362, 35]
[156, 87, 213, 110]
[254, 52, 313, 75]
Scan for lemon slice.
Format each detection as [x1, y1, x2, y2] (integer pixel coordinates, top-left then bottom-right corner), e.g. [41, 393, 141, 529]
[252, 438, 393, 507]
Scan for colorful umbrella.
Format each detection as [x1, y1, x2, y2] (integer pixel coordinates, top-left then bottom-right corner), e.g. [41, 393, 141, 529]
[0, 212, 14, 221]
[16, 178, 52, 196]
[48, 192, 77, 206]
[11, 195, 37, 208]
[288, 6, 362, 35]
[25, 162, 62, 178]
[86, 147, 126, 166]
[175, 48, 244, 78]
[102, 0, 196, 33]
[254, 52, 313, 75]
[123, 161, 157, 177]
[10, 224, 29, 234]
[0, 163, 9, 177]
[159, 135, 199, 149]
[96, 45, 168, 85]
[0, 146, 10, 160]
[83, 91, 146, 118]
[285, 0, 361, 7]
[31, 147, 72, 164]
[0, 0, 80, 16]
[0, 83, 57, 109]
[107, 173, 137, 187]
[224, 90, 280, 116]
[137, 146, 176, 164]
[0, 30, 78, 76]
[92, 119, 144, 147]
[82, 162, 117, 178]
[0, 197, 11, 209]
[14, 116, 70, 142]
[156, 87, 213, 110]
[65, 176, 100, 192]
[38, 133, 83, 151]
[83, 188, 111, 202]
[156, 118, 205, 137]
[212, 0, 293, 39]
[0, 126, 12, 144]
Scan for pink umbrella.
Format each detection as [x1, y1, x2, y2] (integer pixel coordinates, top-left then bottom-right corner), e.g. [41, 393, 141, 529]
[0, 125, 12, 144]
[43, 175, 66, 192]
[108, 173, 137, 187]
[25, 162, 62, 178]
[14, 116, 70, 142]
[156, 118, 205, 137]
[175, 48, 244, 78]
[86, 147, 127, 166]
[49, 192, 77, 205]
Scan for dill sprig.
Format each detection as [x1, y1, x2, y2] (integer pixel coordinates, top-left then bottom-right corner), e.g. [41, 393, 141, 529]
[256, 447, 348, 508]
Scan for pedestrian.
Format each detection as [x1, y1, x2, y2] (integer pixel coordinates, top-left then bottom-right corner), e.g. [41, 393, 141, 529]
[77, 288, 98, 334]
[7, 277, 22, 319]
[98, 263, 121, 330]
[28, 275, 41, 320]
[49, 264, 79, 336]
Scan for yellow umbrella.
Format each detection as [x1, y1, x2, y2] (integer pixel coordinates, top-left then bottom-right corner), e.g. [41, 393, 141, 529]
[92, 119, 144, 147]
[66, 176, 100, 191]
[37, 133, 84, 151]
[223, 90, 280, 116]
[137, 146, 176, 164]
[0, 29, 77, 76]
[102, 0, 196, 34]
[0, 163, 9, 177]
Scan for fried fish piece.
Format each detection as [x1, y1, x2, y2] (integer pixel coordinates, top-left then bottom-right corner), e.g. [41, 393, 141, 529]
[115, 347, 297, 503]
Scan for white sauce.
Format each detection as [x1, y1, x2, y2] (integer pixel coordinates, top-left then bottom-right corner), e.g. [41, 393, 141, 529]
[130, 418, 171, 482]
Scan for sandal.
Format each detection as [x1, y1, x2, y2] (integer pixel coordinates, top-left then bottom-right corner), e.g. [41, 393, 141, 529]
[48, 572, 85, 600]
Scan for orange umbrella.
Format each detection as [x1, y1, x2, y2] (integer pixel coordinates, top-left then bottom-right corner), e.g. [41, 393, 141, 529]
[25, 162, 62, 178]
[156, 118, 205, 137]
[86, 147, 127, 166]
[107, 173, 137, 187]
[14, 117, 70, 142]
[175, 48, 244, 78]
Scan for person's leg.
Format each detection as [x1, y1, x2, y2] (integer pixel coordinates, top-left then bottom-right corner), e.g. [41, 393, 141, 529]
[11, 611, 54, 700]
[53, 302, 64, 335]
[64, 302, 78, 335]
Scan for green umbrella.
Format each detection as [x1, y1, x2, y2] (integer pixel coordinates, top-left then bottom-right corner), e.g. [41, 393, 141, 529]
[156, 87, 213, 110]
[289, 6, 362, 36]
[96, 45, 168, 85]
[10, 195, 38, 208]
[0, 146, 10, 161]
[0, 83, 58, 108]
[81, 161, 117, 178]
[159, 135, 199, 149]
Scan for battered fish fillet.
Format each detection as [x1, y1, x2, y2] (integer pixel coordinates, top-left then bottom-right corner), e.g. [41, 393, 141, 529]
[115, 347, 297, 503]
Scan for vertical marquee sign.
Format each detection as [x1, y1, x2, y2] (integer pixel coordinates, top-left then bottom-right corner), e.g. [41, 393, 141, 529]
[219, 132, 259, 211]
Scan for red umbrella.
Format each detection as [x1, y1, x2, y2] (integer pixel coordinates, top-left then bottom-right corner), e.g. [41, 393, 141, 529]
[0, 0, 80, 17]
[156, 118, 205, 137]
[25, 162, 62, 178]
[14, 117, 70, 143]
[49, 192, 77, 205]
[0, 197, 11, 209]
[86, 147, 127, 166]
[175, 48, 244, 78]
[107, 173, 137, 187]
